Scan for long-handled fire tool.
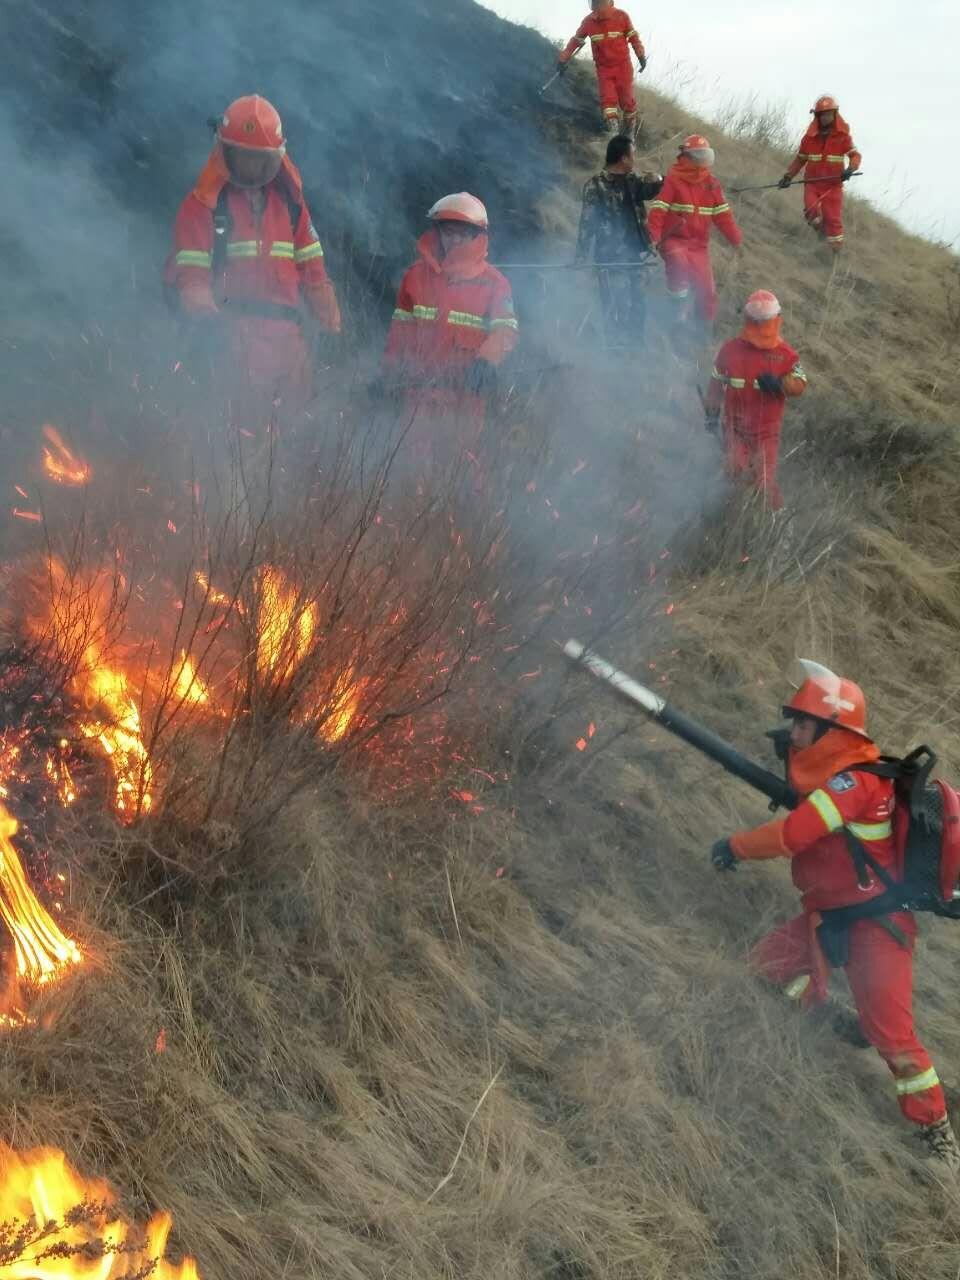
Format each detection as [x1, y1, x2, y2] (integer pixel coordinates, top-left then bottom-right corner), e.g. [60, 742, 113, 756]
[539, 68, 565, 96]
[730, 172, 862, 194]
[562, 640, 797, 809]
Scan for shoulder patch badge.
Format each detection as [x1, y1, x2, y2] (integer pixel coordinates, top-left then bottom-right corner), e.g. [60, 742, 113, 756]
[828, 772, 857, 794]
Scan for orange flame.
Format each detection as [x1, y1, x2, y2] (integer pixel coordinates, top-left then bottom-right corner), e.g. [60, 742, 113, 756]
[0, 803, 81, 1002]
[256, 567, 317, 681]
[172, 652, 210, 707]
[40, 426, 91, 488]
[0, 1142, 200, 1280]
[323, 667, 363, 743]
[38, 561, 153, 821]
[79, 669, 153, 818]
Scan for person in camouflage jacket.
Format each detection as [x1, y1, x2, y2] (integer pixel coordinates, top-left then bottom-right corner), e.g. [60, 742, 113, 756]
[575, 135, 662, 348]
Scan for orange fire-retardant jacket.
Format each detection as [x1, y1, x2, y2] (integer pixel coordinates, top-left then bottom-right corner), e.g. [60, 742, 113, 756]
[383, 230, 518, 381]
[646, 163, 742, 250]
[166, 147, 340, 331]
[559, 8, 645, 71]
[729, 730, 898, 913]
[706, 332, 807, 440]
[786, 115, 862, 186]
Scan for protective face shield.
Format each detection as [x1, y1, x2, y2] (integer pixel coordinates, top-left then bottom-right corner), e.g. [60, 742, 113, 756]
[435, 219, 482, 257]
[222, 143, 285, 189]
[682, 143, 715, 167]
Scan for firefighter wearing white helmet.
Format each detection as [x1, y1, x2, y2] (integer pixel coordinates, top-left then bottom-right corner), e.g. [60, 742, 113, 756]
[703, 289, 807, 510]
[378, 192, 518, 470]
[646, 135, 742, 331]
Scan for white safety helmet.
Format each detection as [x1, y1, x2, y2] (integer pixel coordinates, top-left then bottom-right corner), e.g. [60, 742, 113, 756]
[427, 192, 489, 230]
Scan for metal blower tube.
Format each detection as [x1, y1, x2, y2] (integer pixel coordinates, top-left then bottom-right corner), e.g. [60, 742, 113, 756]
[563, 640, 797, 810]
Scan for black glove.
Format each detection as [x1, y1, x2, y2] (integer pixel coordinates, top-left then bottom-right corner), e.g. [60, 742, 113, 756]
[756, 372, 784, 396]
[841, 168, 856, 183]
[465, 359, 498, 397]
[704, 410, 721, 436]
[777, 174, 793, 190]
[711, 838, 739, 872]
[637, 53, 647, 72]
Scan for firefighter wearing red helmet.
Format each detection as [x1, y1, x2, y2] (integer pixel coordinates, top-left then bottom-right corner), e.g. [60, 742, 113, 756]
[646, 136, 742, 331]
[557, 0, 647, 137]
[710, 661, 960, 1171]
[778, 95, 862, 251]
[704, 290, 807, 510]
[379, 193, 518, 472]
[165, 95, 341, 421]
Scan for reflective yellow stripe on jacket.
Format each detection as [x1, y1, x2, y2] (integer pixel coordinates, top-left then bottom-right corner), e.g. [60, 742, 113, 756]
[294, 241, 324, 264]
[648, 201, 728, 216]
[175, 249, 213, 269]
[808, 788, 892, 842]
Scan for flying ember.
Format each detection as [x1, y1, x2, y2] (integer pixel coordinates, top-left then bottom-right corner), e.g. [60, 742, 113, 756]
[40, 426, 92, 488]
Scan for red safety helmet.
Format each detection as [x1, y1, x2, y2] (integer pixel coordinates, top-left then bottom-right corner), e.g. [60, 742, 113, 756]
[680, 134, 715, 166]
[427, 192, 489, 229]
[783, 659, 870, 738]
[217, 95, 286, 154]
[811, 95, 839, 115]
[744, 289, 781, 321]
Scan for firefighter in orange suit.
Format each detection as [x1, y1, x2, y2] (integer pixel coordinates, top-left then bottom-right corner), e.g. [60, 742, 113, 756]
[779, 96, 861, 251]
[705, 290, 806, 510]
[646, 135, 741, 329]
[557, 0, 647, 136]
[166, 95, 341, 420]
[711, 661, 960, 1171]
[379, 193, 518, 470]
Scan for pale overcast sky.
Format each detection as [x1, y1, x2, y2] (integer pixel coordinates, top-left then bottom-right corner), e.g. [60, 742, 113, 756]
[482, 0, 956, 247]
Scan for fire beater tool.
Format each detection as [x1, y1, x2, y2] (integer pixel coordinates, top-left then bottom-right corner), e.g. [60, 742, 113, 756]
[562, 640, 796, 809]
[730, 172, 862, 194]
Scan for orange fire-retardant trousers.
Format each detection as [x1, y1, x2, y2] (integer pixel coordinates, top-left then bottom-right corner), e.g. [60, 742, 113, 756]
[227, 315, 313, 428]
[803, 182, 845, 246]
[723, 428, 783, 510]
[750, 913, 947, 1127]
[661, 243, 717, 322]
[596, 65, 637, 124]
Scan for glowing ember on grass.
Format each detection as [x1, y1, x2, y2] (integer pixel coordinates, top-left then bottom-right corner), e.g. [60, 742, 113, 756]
[40, 426, 91, 488]
[0, 1142, 200, 1280]
[0, 803, 81, 1014]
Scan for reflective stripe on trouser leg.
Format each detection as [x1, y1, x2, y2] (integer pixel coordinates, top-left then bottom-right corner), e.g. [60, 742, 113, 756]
[889, 1060, 947, 1126]
[784, 975, 811, 1001]
[844, 918, 947, 1127]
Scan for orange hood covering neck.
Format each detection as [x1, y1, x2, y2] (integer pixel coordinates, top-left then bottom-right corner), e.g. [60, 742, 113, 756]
[788, 728, 880, 797]
[191, 144, 305, 210]
[417, 228, 490, 281]
[740, 316, 783, 350]
[806, 112, 850, 141]
[672, 157, 712, 184]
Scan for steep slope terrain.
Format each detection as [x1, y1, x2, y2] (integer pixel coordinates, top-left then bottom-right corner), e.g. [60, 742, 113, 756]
[2, 4, 960, 1280]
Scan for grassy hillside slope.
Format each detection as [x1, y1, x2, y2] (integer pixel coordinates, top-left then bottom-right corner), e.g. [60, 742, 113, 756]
[2, 4, 960, 1280]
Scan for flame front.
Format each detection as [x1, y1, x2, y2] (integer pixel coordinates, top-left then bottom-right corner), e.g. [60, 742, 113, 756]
[256, 567, 317, 681]
[0, 803, 81, 995]
[79, 668, 153, 818]
[40, 426, 91, 488]
[0, 1142, 199, 1280]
